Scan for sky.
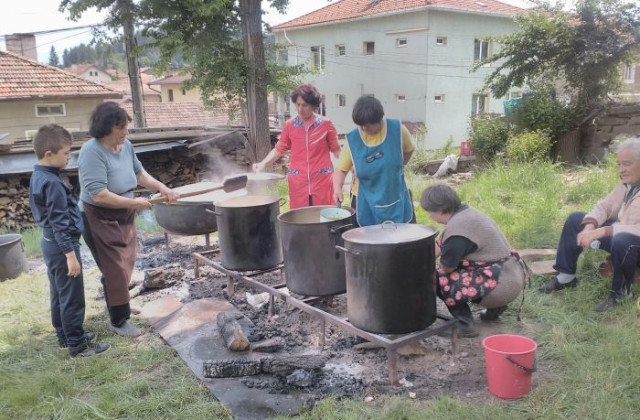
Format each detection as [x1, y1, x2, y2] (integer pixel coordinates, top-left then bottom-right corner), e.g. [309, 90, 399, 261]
[0, 0, 532, 64]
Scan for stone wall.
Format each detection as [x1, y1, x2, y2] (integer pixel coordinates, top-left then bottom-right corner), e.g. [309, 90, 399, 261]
[582, 102, 640, 162]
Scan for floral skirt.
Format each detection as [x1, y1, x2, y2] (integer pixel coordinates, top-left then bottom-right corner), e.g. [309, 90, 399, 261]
[436, 258, 506, 307]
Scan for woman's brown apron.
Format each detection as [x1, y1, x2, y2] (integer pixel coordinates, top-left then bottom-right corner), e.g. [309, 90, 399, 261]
[83, 203, 136, 306]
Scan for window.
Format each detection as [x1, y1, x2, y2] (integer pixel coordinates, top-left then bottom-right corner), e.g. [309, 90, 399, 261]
[471, 94, 488, 114]
[474, 38, 490, 61]
[276, 48, 289, 63]
[396, 94, 406, 103]
[507, 91, 522, 100]
[168, 89, 174, 102]
[396, 38, 407, 48]
[35, 103, 65, 117]
[363, 42, 375, 55]
[335, 44, 346, 57]
[436, 36, 448, 46]
[624, 64, 635, 83]
[311, 46, 325, 70]
[434, 94, 445, 103]
[319, 95, 327, 116]
[181, 88, 186, 95]
[337, 94, 346, 107]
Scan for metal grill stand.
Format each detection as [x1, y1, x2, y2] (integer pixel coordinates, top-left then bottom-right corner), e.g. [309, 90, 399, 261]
[193, 249, 459, 384]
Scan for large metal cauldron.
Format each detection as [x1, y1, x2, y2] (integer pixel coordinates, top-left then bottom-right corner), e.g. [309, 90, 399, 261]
[278, 206, 356, 296]
[153, 183, 246, 235]
[338, 222, 438, 334]
[214, 195, 283, 271]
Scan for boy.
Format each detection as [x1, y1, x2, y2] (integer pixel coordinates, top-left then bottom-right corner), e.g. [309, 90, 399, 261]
[29, 124, 110, 357]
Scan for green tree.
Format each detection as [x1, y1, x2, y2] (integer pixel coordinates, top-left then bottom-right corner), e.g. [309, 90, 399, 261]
[60, 0, 304, 161]
[48, 46, 60, 67]
[474, 0, 640, 110]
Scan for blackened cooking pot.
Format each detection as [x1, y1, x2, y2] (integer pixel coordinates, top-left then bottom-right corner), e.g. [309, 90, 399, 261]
[338, 222, 438, 334]
[278, 205, 356, 296]
[213, 195, 283, 271]
[152, 182, 246, 236]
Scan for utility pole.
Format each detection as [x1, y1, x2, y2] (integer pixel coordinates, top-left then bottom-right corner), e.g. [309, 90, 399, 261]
[120, 0, 146, 128]
[239, 0, 270, 162]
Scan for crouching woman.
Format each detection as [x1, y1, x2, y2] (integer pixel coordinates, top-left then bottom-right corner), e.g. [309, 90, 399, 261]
[421, 184, 528, 337]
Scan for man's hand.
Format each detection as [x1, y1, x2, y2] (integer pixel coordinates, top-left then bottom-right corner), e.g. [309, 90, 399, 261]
[577, 227, 601, 248]
[66, 252, 81, 277]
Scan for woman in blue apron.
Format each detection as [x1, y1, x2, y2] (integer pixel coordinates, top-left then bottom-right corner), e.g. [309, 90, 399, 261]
[333, 95, 415, 226]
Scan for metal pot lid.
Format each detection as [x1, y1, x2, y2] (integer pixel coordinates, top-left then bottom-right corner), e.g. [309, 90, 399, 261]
[342, 222, 437, 244]
[216, 195, 280, 208]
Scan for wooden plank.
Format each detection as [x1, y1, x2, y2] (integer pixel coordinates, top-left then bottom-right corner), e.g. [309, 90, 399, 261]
[530, 260, 557, 276]
[518, 249, 557, 262]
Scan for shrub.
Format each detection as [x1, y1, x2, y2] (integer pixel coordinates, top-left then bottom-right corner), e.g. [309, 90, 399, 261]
[507, 130, 553, 163]
[511, 86, 577, 142]
[468, 115, 511, 160]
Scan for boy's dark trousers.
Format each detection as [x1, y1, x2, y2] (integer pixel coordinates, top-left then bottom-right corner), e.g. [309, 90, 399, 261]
[41, 236, 86, 347]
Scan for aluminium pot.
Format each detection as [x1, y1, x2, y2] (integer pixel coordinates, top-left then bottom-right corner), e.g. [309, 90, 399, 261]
[338, 222, 438, 334]
[213, 195, 283, 271]
[0, 234, 28, 281]
[278, 205, 356, 296]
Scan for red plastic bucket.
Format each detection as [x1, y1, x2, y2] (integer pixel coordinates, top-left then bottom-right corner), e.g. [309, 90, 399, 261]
[482, 334, 537, 399]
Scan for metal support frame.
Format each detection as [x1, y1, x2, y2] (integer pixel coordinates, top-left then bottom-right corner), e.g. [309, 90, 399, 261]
[193, 250, 458, 384]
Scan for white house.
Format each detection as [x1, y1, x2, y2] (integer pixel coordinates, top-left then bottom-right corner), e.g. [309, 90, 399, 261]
[272, 0, 525, 149]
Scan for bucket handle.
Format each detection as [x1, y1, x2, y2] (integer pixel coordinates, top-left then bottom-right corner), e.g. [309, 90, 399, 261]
[335, 245, 361, 256]
[330, 223, 353, 234]
[506, 355, 537, 374]
[205, 209, 222, 216]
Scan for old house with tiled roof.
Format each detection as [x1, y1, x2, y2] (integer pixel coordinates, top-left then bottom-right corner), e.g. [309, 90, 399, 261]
[272, 0, 525, 148]
[148, 74, 201, 103]
[0, 50, 122, 144]
[63, 63, 112, 83]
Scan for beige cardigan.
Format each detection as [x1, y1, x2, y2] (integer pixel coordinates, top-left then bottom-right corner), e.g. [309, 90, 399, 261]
[584, 183, 640, 237]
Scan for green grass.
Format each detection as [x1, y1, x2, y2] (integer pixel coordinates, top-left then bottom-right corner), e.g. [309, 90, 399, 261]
[3, 157, 640, 420]
[0, 268, 231, 419]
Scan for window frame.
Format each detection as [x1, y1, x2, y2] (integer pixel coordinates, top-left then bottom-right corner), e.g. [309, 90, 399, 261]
[35, 103, 66, 117]
[471, 94, 489, 115]
[395, 38, 407, 48]
[436, 36, 448, 46]
[168, 89, 174, 102]
[474, 38, 490, 62]
[335, 44, 346, 57]
[337, 94, 346, 108]
[624, 64, 635, 83]
[311, 45, 326, 70]
[434, 94, 445, 103]
[395, 94, 406, 103]
[363, 41, 375, 56]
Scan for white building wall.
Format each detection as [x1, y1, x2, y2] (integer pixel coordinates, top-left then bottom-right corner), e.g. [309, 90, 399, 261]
[276, 8, 518, 149]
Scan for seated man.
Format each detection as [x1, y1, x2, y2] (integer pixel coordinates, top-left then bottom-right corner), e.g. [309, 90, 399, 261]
[540, 137, 640, 312]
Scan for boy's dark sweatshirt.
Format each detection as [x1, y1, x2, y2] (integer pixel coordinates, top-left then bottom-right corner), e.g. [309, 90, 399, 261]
[29, 165, 83, 253]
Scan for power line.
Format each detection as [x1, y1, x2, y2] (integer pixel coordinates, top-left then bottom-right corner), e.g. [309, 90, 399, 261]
[0, 24, 104, 39]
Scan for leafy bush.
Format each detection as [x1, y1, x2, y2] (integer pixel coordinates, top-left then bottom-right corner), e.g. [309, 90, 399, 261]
[468, 115, 511, 160]
[511, 86, 577, 142]
[507, 130, 553, 163]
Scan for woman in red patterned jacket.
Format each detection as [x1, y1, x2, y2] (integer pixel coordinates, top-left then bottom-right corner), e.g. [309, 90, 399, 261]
[253, 84, 340, 209]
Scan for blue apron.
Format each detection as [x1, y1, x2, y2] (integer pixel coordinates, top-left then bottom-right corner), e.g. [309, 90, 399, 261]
[347, 119, 413, 226]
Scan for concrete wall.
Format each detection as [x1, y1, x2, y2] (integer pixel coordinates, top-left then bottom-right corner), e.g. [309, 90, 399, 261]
[276, 9, 518, 149]
[78, 68, 112, 83]
[0, 98, 107, 142]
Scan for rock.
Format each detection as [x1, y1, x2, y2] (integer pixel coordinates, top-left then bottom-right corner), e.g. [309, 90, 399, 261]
[286, 369, 313, 387]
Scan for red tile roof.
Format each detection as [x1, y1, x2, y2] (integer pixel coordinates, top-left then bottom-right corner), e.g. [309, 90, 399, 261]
[148, 75, 192, 85]
[0, 50, 122, 101]
[121, 102, 243, 128]
[273, 0, 524, 30]
[102, 73, 162, 98]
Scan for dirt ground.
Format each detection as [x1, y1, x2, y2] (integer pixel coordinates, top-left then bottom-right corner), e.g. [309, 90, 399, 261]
[125, 232, 542, 404]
